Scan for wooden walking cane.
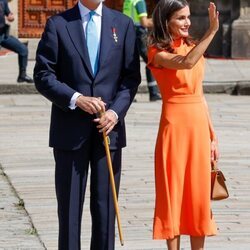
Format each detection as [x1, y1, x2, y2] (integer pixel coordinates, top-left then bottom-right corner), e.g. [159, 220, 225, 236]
[99, 109, 124, 246]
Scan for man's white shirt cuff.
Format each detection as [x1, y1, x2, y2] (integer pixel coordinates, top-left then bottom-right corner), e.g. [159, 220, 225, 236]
[69, 92, 82, 110]
[69, 93, 119, 120]
[107, 109, 119, 121]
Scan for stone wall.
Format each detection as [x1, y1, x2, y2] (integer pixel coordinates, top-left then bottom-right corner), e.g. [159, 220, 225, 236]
[6, 0, 250, 58]
[189, 0, 240, 58]
[231, 0, 250, 58]
[7, 0, 18, 37]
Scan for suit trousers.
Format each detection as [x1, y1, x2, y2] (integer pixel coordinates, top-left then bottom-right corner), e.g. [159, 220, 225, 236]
[54, 130, 122, 250]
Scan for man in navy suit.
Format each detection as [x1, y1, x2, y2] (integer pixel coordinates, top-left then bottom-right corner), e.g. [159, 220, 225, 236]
[34, 0, 141, 249]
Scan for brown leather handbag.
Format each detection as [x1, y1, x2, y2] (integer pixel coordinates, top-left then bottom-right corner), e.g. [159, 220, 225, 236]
[211, 163, 229, 200]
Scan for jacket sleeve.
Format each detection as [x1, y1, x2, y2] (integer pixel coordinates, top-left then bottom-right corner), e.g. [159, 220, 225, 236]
[33, 18, 75, 111]
[108, 18, 141, 120]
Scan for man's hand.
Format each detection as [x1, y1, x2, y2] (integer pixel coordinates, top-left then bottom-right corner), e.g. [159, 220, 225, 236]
[76, 95, 106, 115]
[7, 13, 14, 22]
[94, 110, 118, 135]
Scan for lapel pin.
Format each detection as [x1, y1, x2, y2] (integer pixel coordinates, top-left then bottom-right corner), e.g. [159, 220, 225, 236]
[112, 27, 118, 43]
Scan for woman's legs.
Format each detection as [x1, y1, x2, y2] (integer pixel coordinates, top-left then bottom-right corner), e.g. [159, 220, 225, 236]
[166, 235, 205, 250]
[166, 236, 180, 250]
[190, 236, 205, 250]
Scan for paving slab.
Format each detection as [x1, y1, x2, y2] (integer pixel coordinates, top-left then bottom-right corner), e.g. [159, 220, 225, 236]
[0, 94, 250, 249]
[1, 53, 250, 95]
[0, 164, 45, 250]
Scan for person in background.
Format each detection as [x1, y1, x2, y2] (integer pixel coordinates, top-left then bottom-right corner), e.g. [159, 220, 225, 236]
[0, 0, 33, 83]
[123, 0, 161, 101]
[147, 0, 219, 249]
[34, 0, 140, 249]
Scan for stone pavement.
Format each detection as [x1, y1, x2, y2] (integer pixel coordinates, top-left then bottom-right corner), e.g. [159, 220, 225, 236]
[0, 164, 44, 249]
[0, 93, 250, 250]
[0, 52, 250, 96]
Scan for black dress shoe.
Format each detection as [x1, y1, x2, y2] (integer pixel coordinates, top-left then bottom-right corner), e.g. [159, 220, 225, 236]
[17, 74, 34, 83]
[150, 93, 162, 102]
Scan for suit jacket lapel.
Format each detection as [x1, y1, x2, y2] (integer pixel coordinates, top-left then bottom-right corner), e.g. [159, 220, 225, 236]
[96, 6, 115, 76]
[66, 5, 94, 78]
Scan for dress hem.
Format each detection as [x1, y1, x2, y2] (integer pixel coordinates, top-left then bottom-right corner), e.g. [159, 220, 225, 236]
[153, 232, 217, 240]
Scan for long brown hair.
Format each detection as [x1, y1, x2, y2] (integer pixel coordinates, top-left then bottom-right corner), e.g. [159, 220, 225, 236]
[148, 0, 193, 52]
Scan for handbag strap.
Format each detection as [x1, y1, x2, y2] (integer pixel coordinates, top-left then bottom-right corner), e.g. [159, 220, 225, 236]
[211, 162, 227, 181]
[211, 160, 218, 171]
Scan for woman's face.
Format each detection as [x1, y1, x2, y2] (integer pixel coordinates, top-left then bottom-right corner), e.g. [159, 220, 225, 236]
[168, 5, 191, 39]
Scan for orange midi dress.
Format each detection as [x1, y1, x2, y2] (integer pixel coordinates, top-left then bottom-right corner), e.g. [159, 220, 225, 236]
[147, 39, 217, 239]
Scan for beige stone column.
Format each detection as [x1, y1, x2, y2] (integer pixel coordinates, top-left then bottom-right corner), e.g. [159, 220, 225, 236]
[231, 0, 250, 58]
[6, 0, 18, 37]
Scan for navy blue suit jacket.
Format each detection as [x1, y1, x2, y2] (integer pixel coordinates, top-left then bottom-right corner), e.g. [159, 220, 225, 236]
[34, 4, 141, 150]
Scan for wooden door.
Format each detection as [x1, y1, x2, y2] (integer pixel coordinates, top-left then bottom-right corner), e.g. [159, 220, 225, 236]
[19, 0, 78, 38]
[18, 0, 157, 38]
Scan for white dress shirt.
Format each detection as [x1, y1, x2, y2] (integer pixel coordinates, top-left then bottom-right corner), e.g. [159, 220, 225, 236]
[78, 1, 102, 45]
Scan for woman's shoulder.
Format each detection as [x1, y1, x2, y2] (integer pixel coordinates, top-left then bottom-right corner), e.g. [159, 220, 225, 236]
[148, 45, 164, 57]
[147, 46, 162, 69]
[148, 45, 161, 53]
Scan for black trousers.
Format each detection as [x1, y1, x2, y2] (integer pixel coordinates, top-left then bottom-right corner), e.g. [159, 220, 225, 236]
[54, 131, 122, 250]
[0, 32, 28, 71]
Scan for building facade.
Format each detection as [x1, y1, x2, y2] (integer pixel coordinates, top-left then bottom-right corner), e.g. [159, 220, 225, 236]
[7, 0, 250, 58]
[8, 0, 156, 38]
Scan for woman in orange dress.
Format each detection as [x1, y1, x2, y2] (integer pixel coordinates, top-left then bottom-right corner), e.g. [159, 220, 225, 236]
[147, 1, 219, 249]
